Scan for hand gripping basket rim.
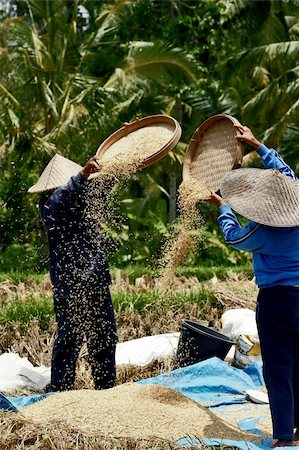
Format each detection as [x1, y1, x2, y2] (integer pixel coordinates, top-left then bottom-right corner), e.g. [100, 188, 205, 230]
[182, 114, 244, 193]
[95, 114, 182, 172]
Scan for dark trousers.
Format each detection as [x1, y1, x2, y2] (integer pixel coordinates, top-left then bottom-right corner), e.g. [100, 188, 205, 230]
[51, 283, 117, 391]
[256, 285, 299, 440]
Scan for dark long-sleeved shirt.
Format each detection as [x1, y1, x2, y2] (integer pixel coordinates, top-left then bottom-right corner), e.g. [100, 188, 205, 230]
[39, 173, 112, 292]
[217, 145, 299, 288]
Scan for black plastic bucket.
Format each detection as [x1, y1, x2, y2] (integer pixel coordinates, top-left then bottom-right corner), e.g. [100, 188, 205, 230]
[175, 319, 236, 368]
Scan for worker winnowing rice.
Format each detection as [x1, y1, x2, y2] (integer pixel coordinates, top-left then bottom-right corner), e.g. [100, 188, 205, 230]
[208, 124, 299, 448]
[28, 154, 117, 392]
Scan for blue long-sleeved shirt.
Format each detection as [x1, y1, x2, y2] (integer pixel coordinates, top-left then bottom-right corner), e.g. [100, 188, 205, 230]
[217, 144, 299, 288]
[39, 173, 112, 292]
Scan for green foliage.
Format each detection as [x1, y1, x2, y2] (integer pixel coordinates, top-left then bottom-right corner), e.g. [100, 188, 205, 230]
[105, 170, 171, 266]
[280, 125, 299, 172]
[0, 243, 47, 273]
[0, 298, 53, 330]
[197, 230, 252, 267]
[220, 0, 299, 147]
[0, 0, 298, 272]
[0, 0, 200, 257]
[115, 0, 225, 73]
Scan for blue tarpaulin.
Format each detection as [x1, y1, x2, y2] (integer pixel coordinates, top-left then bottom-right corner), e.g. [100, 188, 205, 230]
[139, 356, 264, 406]
[139, 357, 299, 449]
[1, 357, 298, 449]
[0, 392, 53, 412]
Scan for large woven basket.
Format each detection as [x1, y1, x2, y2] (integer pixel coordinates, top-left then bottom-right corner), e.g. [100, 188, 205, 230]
[183, 114, 244, 195]
[96, 115, 181, 171]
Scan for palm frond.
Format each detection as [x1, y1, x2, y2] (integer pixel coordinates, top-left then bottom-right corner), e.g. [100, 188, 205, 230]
[242, 67, 299, 116]
[105, 41, 199, 88]
[280, 124, 299, 171]
[0, 81, 20, 106]
[93, 11, 117, 45]
[263, 98, 299, 146]
[220, 0, 251, 22]
[231, 41, 299, 70]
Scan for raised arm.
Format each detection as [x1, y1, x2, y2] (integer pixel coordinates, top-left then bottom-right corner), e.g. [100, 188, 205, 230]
[234, 124, 297, 179]
[40, 155, 102, 230]
[208, 192, 262, 252]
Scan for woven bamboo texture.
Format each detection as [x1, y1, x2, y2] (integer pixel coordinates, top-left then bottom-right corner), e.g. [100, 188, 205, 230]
[183, 115, 244, 194]
[221, 168, 299, 227]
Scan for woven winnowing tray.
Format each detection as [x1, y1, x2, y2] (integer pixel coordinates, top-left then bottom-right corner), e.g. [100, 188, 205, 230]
[183, 115, 244, 194]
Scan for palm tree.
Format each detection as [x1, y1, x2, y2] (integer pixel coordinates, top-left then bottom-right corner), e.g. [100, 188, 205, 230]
[0, 0, 200, 253]
[219, 0, 299, 152]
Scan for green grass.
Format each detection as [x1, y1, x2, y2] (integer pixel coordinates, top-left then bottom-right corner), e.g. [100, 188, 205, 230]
[0, 263, 250, 330]
[0, 263, 253, 285]
[0, 271, 47, 284]
[175, 264, 253, 280]
[111, 263, 253, 283]
[0, 287, 219, 329]
[0, 298, 54, 330]
[112, 287, 217, 312]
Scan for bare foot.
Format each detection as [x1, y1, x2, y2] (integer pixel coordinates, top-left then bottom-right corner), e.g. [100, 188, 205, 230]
[271, 440, 297, 447]
[294, 429, 299, 441]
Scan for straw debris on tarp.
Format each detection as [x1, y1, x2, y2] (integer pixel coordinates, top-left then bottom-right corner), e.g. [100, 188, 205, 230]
[0, 411, 174, 450]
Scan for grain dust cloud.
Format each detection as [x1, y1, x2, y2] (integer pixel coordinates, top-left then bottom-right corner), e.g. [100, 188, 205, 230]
[158, 177, 210, 288]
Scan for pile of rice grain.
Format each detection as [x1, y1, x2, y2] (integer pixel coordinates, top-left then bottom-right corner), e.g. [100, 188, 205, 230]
[22, 384, 254, 442]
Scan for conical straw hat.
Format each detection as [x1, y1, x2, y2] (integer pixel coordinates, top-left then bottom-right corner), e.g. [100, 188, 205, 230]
[220, 168, 299, 227]
[28, 154, 83, 193]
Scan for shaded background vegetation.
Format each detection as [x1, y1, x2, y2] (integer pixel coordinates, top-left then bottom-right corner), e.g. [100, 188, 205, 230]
[0, 0, 298, 274]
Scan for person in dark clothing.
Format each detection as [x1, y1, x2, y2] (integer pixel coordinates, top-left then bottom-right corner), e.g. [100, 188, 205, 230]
[29, 153, 117, 391]
[208, 125, 299, 447]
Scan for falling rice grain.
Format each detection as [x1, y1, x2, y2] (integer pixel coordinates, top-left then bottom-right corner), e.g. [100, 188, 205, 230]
[158, 178, 210, 288]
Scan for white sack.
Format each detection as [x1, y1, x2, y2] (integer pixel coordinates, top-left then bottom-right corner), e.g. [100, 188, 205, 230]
[0, 333, 180, 392]
[0, 353, 50, 393]
[221, 308, 259, 343]
[116, 332, 180, 366]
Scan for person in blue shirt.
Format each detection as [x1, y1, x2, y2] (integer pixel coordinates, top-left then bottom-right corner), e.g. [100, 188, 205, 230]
[208, 125, 299, 447]
[34, 154, 117, 392]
